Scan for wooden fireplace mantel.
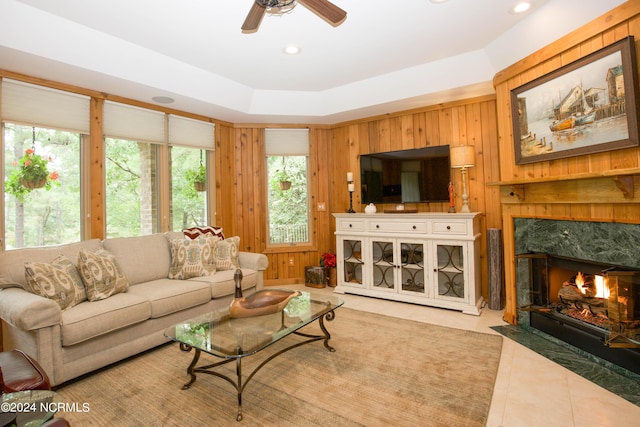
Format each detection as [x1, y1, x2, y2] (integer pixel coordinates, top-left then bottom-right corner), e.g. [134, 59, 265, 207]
[487, 167, 640, 204]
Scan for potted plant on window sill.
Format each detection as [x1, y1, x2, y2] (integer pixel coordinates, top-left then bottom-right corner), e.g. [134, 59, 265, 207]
[187, 164, 207, 192]
[5, 148, 59, 203]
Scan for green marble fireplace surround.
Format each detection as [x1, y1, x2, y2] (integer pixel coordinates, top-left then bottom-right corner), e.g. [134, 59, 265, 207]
[501, 217, 640, 405]
[514, 217, 640, 325]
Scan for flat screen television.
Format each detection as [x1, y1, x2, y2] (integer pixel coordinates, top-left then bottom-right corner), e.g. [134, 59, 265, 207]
[360, 145, 450, 204]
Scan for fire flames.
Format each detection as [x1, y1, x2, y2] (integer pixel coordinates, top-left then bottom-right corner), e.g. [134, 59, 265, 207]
[575, 272, 610, 299]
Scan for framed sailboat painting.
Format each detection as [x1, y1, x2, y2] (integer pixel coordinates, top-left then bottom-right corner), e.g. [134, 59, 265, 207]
[510, 36, 639, 165]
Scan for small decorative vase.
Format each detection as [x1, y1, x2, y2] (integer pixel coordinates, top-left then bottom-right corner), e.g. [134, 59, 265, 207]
[365, 203, 377, 214]
[20, 178, 46, 189]
[327, 268, 337, 287]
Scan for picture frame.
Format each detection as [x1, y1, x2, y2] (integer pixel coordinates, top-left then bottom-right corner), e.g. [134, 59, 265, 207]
[511, 36, 639, 165]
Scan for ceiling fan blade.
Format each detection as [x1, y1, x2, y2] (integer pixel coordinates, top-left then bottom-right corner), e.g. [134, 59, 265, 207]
[298, 0, 346, 25]
[242, 2, 266, 33]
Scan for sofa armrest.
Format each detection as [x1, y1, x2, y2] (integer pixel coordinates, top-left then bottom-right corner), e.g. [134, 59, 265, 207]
[0, 288, 61, 331]
[238, 252, 268, 271]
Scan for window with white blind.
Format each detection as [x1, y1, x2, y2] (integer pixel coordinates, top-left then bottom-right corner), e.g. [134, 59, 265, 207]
[103, 101, 165, 237]
[2, 79, 89, 248]
[168, 115, 215, 231]
[265, 129, 310, 246]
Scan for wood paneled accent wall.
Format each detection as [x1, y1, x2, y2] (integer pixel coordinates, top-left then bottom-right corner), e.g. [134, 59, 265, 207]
[329, 98, 501, 299]
[492, 1, 640, 324]
[222, 98, 502, 298]
[215, 125, 334, 285]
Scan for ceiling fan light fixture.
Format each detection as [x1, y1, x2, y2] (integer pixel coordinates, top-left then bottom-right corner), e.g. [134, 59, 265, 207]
[257, 0, 297, 15]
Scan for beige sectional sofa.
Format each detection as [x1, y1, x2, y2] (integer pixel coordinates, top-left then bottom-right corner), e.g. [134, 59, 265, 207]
[0, 232, 268, 386]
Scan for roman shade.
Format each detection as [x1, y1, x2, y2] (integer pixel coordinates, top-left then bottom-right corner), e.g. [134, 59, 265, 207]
[103, 101, 165, 144]
[168, 115, 215, 150]
[265, 129, 309, 156]
[1, 79, 90, 133]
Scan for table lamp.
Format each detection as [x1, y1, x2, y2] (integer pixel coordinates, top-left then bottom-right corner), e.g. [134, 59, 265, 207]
[450, 145, 475, 213]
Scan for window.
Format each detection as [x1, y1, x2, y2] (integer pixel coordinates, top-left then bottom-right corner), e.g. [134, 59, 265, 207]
[2, 79, 89, 249]
[171, 146, 207, 230]
[103, 101, 165, 237]
[168, 115, 215, 231]
[105, 138, 159, 237]
[265, 129, 310, 245]
[3, 123, 82, 248]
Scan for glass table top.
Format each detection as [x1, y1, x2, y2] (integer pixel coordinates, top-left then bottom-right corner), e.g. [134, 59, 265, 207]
[164, 290, 343, 358]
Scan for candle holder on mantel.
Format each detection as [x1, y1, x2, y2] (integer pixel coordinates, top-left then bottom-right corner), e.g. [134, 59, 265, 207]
[346, 172, 355, 213]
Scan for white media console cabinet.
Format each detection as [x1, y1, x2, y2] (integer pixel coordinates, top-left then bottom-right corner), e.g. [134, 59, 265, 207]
[333, 212, 483, 315]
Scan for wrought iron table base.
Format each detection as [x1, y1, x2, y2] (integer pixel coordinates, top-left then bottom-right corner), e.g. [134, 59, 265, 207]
[179, 310, 337, 422]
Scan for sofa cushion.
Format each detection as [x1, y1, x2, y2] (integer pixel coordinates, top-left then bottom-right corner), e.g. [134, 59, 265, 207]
[0, 239, 103, 289]
[167, 237, 217, 279]
[190, 268, 258, 298]
[102, 234, 171, 285]
[183, 225, 225, 240]
[61, 293, 151, 346]
[127, 278, 211, 318]
[77, 249, 129, 301]
[24, 255, 87, 310]
[215, 236, 240, 271]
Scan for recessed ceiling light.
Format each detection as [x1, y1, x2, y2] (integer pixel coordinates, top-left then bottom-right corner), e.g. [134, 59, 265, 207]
[510, 2, 531, 14]
[283, 45, 301, 55]
[152, 96, 174, 104]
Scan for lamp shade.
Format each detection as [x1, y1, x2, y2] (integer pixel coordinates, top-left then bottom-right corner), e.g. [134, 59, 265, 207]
[450, 145, 475, 168]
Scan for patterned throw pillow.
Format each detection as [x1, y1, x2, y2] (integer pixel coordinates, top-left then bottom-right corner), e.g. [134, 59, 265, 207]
[183, 226, 225, 240]
[24, 255, 87, 310]
[168, 236, 217, 279]
[215, 236, 240, 271]
[77, 248, 129, 301]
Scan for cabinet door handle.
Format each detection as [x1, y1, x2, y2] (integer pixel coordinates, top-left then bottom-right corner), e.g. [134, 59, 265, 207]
[447, 225, 451, 230]
[349, 224, 352, 228]
[376, 224, 380, 229]
[412, 225, 417, 230]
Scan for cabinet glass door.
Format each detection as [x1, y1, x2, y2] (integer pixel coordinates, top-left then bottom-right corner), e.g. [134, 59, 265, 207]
[342, 239, 364, 286]
[371, 239, 396, 291]
[400, 241, 425, 295]
[436, 244, 466, 301]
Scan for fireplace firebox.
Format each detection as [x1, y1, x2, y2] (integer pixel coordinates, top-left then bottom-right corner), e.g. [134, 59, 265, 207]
[516, 253, 640, 375]
[514, 218, 640, 376]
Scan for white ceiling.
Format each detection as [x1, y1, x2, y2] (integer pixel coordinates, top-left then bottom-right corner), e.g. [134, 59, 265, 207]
[0, 0, 627, 124]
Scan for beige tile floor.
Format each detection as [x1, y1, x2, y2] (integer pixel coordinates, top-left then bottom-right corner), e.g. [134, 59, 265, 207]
[283, 284, 640, 427]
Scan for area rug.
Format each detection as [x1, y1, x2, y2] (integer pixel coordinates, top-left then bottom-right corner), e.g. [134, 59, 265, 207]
[55, 308, 503, 426]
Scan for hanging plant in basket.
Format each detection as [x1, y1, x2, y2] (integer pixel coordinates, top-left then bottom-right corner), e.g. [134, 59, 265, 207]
[186, 164, 207, 192]
[5, 148, 60, 203]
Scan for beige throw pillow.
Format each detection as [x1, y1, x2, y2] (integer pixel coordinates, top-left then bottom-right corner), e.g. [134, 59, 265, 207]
[24, 254, 87, 310]
[77, 248, 129, 301]
[215, 236, 240, 271]
[168, 236, 217, 279]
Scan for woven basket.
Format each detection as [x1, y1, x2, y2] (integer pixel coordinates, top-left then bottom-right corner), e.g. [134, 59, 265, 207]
[20, 178, 46, 189]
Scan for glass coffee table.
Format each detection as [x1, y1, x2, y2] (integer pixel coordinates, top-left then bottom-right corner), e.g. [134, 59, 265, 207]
[164, 290, 343, 421]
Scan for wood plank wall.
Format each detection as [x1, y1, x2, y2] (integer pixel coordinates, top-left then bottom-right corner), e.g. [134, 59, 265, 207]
[215, 125, 335, 286]
[493, 1, 640, 324]
[222, 98, 502, 299]
[329, 98, 501, 299]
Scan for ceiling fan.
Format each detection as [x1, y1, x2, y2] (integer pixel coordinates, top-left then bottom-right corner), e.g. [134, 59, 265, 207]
[242, 0, 347, 33]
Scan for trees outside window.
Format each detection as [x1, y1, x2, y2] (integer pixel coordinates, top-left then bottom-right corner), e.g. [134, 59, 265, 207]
[267, 155, 309, 245]
[3, 123, 81, 248]
[171, 146, 207, 230]
[105, 138, 159, 237]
